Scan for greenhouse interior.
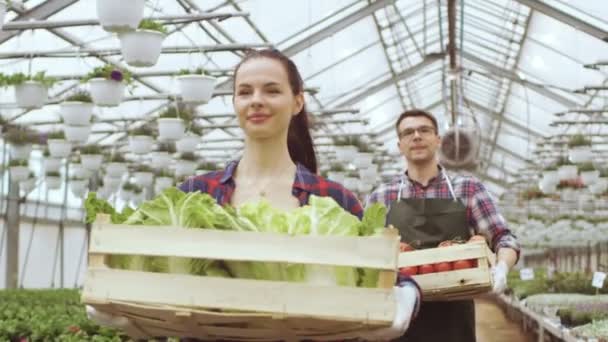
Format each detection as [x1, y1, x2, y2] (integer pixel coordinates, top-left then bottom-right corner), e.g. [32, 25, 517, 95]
[1, 0, 608, 341]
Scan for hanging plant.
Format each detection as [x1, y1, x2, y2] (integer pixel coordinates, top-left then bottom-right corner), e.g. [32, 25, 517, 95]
[157, 142, 176, 154]
[567, 134, 592, 148]
[80, 145, 102, 155]
[119, 19, 167, 67]
[129, 125, 155, 137]
[138, 19, 168, 34]
[578, 162, 596, 173]
[9, 159, 28, 167]
[60, 90, 94, 126]
[520, 186, 545, 201]
[0, 71, 58, 88]
[108, 153, 126, 163]
[177, 67, 217, 104]
[64, 90, 93, 103]
[46, 171, 61, 178]
[96, 0, 145, 33]
[134, 164, 153, 173]
[543, 164, 558, 171]
[157, 106, 191, 141]
[83, 65, 133, 106]
[0, 71, 56, 109]
[128, 125, 155, 154]
[155, 169, 174, 178]
[197, 161, 217, 171]
[180, 152, 197, 162]
[4, 127, 36, 145]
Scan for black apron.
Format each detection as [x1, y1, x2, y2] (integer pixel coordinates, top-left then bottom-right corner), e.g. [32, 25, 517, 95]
[387, 171, 475, 342]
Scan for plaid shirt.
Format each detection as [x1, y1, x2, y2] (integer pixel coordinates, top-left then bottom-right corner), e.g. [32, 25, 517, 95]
[366, 167, 521, 258]
[179, 160, 363, 218]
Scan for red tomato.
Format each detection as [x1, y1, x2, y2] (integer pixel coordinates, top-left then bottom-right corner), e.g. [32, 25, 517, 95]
[419, 264, 435, 274]
[400, 242, 414, 252]
[433, 262, 453, 273]
[399, 266, 418, 276]
[453, 259, 474, 270]
[468, 235, 485, 243]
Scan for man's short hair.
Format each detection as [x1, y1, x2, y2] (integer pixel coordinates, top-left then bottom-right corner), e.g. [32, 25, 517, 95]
[395, 109, 439, 137]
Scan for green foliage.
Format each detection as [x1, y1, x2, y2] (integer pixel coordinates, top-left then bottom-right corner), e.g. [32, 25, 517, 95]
[155, 169, 174, 178]
[134, 164, 153, 173]
[158, 106, 194, 121]
[129, 125, 154, 136]
[138, 19, 168, 34]
[9, 159, 28, 167]
[568, 134, 592, 148]
[4, 127, 37, 144]
[197, 162, 217, 171]
[178, 67, 206, 76]
[64, 90, 92, 103]
[578, 162, 596, 172]
[180, 152, 197, 161]
[329, 163, 345, 172]
[47, 131, 65, 140]
[108, 153, 126, 163]
[82, 65, 132, 84]
[157, 142, 176, 153]
[46, 171, 60, 177]
[0, 71, 57, 87]
[80, 145, 102, 154]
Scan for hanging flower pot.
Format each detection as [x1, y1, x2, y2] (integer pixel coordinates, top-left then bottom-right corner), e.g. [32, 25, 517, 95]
[538, 178, 557, 195]
[120, 183, 136, 202]
[353, 152, 374, 168]
[64, 124, 91, 144]
[106, 163, 127, 178]
[44, 157, 62, 173]
[119, 21, 167, 67]
[154, 176, 174, 195]
[129, 135, 154, 154]
[134, 171, 154, 187]
[335, 146, 358, 163]
[103, 175, 122, 192]
[359, 167, 378, 183]
[157, 118, 185, 141]
[177, 70, 217, 104]
[60, 90, 94, 125]
[46, 172, 62, 190]
[9, 160, 30, 182]
[567, 134, 593, 164]
[9, 143, 32, 161]
[175, 134, 199, 153]
[327, 171, 345, 184]
[174, 152, 198, 177]
[558, 164, 577, 181]
[14, 81, 49, 109]
[88, 78, 125, 106]
[71, 162, 92, 179]
[70, 178, 88, 198]
[151, 151, 172, 169]
[343, 176, 359, 190]
[47, 138, 73, 159]
[80, 155, 103, 171]
[96, 0, 145, 33]
[19, 176, 37, 195]
[358, 182, 373, 193]
[590, 178, 608, 195]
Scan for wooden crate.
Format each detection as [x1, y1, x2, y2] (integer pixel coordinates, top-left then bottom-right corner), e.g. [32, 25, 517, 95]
[82, 215, 401, 341]
[398, 241, 496, 301]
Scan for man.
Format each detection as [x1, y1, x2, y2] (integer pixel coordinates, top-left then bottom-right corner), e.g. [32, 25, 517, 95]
[366, 109, 520, 342]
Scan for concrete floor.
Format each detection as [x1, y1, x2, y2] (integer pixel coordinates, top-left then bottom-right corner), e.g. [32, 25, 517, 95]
[475, 297, 535, 342]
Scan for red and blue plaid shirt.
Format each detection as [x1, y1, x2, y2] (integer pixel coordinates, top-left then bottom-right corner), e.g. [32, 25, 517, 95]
[178, 160, 363, 218]
[366, 167, 520, 259]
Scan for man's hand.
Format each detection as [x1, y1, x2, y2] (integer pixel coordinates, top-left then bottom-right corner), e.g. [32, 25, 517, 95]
[360, 285, 418, 341]
[491, 260, 508, 294]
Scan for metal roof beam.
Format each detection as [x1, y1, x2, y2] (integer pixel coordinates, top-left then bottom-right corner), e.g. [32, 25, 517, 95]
[466, 98, 545, 138]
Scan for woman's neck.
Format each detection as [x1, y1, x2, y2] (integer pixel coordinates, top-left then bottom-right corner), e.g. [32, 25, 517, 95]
[238, 136, 295, 176]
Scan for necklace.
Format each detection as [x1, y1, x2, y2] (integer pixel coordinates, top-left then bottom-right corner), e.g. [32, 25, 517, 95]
[241, 163, 294, 198]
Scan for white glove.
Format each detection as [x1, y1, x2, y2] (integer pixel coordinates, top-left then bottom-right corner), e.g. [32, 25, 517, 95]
[491, 260, 508, 294]
[86, 305, 132, 330]
[359, 285, 418, 341]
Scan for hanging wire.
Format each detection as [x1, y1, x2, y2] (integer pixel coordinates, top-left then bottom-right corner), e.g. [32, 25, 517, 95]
[18, 162, 45, 288]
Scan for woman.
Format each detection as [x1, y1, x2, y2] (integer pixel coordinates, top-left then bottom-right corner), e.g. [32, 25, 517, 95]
[88, 49, 420, 341]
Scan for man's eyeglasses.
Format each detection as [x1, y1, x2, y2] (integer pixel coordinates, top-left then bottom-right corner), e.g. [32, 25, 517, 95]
[398, 126, 436, 140]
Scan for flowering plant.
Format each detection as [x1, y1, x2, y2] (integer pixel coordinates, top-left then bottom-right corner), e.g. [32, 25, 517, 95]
[82, 65, 132, 84]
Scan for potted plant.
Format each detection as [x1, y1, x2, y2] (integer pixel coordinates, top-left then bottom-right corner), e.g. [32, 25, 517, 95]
[556, 156, 577, 181]
[578, 162, 599, 185]
[4, 127, 34, 160]
[1, 71, 57, 109]
[69, 156, 92, 180]
[96, 0, 144, 33]
[128, 125, 155, 154]
[45, 171, 62, 190]
[69, 176, 88, 198]
[46, 131, 72, 158]
[151, 142, 175, 169]
[79, 145, 104, 171]
[541, 164, 559, 186]
[103, 173, 122, 193]
[333, 136, 359, 163]
[83, 65, 132, 106]
[42, 148, 62, 173]
[19, 173, 37, 195]
[119, 19, 167, 67]
[63, 122, 91, 144]
[157, 106, 193, 141]
[175, 132, 200, 153]
[60, 90, 94, 126]
[133, 164, 154, 187]
[154, 169, 174, 194]
[195, 161, 217, 175]
[8, 159, 30, 182]
[568, 134, 592, 164]
[175, 152, 198, 177]
[177, 68, 217, 104]
[105, 153, 128, 177]
[326, 163, 346, 183]
[120, 182, 137, 201]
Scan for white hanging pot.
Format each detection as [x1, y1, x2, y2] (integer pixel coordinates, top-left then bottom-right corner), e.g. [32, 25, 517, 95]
[44, 158, 62, 173]
[558, 165, 578, 181]
[541, 170, 559, 185]
[343, 177, 359, 190]
[569, 146, 592, 164]
[327, 171, 345, 184]
[120, 189, 134, 202]
[129, 135, 154, 154]
[119, 30, 165, 67]
[96, 0, 144, 33]
[538, 178, 557, 195]
[155, 176, 174, 194]
[105, 162, 127, 177]
[134, 171, 154, 187]
[177, 75, 217, 104]
[70, 163, 91, 179]
[359, 168, 378, 183]
[157, 118, 185, 141]
[14, 81, 48, 109]
[353, 152, 374, 168]
[151, 152, 172, 169]
[46, 176, 62, 190]
[70, 179, 88, 198]
[10, 166, 30, 182]
[335, 146, 358, 163]
[64, 124, 91, 144]
[59, 102, 94, 126]
[581, 170, 600, 185]
[175, 160, 197, 177]
[47, 139, 72, 158]
[103, 175, 122, 192]
[175, 135, 199, 153]
[9, 144, 32, 160]
[0, 1, 7, 30]
[19, 177, 37, 194]
[358, 182, 373, 193]
[89, 78, 125, 106]
[590, 178, 608, 195]
[81, 154, 103, 171]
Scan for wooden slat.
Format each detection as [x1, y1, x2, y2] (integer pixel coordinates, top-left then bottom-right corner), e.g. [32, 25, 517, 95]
[90, 224, 399, 270]
[398, 242, 490, 267]
[82, 268, 396, 324]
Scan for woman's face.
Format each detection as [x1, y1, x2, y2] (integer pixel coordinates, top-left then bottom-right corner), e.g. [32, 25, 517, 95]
[233, 58, 304, 140]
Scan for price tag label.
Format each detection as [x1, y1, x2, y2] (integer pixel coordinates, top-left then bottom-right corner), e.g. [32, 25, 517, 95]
[520, 268, 535, 281]
[592, 271, 606, 289]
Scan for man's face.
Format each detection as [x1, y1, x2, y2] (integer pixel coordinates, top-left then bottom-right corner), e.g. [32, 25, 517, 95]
[397, 116, 441, 165]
